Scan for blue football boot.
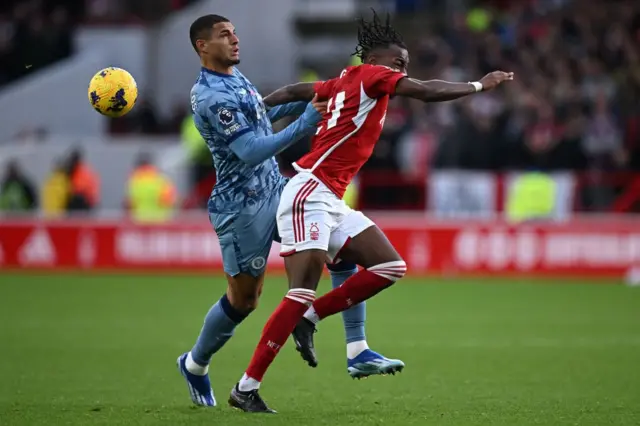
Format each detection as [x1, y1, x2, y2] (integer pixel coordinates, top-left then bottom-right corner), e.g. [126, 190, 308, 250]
[347, 349, 405, 379]
[177, 352, 216, 406]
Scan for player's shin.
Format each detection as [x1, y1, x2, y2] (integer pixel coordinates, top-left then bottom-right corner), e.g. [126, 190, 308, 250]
[189, 293, 249, 373]
[239, 288, 316, 391]
[306, 261, 407, 323]
[321, 262, 368, 357]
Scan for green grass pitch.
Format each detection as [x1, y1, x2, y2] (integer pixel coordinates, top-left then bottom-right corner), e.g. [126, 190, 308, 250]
[1, 273, 639, 425]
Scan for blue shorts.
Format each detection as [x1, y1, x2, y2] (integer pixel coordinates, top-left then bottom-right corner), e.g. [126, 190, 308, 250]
[209, 177, 357, 278]
[209, 186, 282, 278]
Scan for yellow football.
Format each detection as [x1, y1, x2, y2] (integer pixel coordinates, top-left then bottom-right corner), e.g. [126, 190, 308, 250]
[88, 67, 138, 117]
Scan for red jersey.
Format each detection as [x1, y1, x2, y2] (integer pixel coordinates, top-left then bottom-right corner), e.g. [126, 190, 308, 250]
[294, 64, 406, 198]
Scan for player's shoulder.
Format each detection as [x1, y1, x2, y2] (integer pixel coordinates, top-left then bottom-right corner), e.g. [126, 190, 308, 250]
[357, 64, 400, 76]
[232, 67, 247, 80]
[338, 65, 365, 78]
[191, 79, 238, 115]
[338, 64, 398, 82]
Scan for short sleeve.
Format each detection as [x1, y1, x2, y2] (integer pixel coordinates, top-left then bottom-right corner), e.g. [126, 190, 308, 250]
[202, 93, 253, 144]
[362, 65, 406, 98]
[313, 78, 338, 100]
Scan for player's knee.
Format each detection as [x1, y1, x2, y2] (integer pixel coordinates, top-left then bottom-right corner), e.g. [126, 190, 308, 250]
[241, 292, 260, 311]
[294, 268, 323, 290]
[227, 287, 261, 313]
[231, 292, 260, 313]
[367, 259, 407, 284]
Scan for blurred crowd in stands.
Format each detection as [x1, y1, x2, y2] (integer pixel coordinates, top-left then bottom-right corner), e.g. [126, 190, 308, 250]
[386, 0, 640, 176]
[1, 148, 177, 220]
[113, 0, 640, 179]
[1, 148, 99, 214]
[0, 0, 196, 87]
[0, 0, 76, 86]
[3, 0, 640, 214]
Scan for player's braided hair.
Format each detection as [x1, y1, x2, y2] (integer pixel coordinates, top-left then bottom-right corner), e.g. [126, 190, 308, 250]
[353, 9, 406, 63]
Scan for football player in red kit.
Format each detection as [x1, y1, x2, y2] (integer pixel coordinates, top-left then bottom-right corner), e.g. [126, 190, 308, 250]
[229, 10, 514, 412]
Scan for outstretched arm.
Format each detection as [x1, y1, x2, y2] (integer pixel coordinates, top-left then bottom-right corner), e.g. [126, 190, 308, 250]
[263, 83, 316, 107]
[396, 78, 477, 102]
[267, 101, 308, 122]
[229, 102, 321, 166]
[202, 93, 322, 167]
[395, 71, 514, 102]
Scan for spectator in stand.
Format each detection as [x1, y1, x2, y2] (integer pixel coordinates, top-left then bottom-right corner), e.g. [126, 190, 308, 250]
[582, 92, 626, 171]
[127, 153, 176, 222]
[581, 92, 626, 210]
[66, 149, 100, 212]
[41, 159, 70, 217]
[0, 160, 37, 212]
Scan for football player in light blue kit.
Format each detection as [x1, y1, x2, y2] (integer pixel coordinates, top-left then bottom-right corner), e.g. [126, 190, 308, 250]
[177, 14, 404, 407]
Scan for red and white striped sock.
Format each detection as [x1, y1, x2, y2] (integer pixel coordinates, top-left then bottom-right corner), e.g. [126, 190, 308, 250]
[239, 288, 316, 391]
[307, 260, 407, 322]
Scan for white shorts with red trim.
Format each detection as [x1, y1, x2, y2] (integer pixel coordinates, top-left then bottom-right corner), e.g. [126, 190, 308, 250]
[277, 172, 374, 262]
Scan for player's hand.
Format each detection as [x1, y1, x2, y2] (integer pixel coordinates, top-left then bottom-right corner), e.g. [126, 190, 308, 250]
[479, 71, 514, 91]
[310, 94, 328, 115]
[302, 96, 324, 126]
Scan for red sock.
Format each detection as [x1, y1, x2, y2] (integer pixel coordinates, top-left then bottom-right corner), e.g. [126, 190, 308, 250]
[313, 261, 406, 320]
[245, 288, 315, 382]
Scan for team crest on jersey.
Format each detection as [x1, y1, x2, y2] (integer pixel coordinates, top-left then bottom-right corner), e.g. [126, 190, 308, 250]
[251, 256, 266, 270]
[309, 223, 320, 241]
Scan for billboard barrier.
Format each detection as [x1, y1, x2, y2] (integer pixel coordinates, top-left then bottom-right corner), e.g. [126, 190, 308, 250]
[1, 217, 638, 277]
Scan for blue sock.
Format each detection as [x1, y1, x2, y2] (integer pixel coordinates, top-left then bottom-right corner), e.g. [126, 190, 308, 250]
[190, 294, 249, 366]
[328, 262, 366, 344]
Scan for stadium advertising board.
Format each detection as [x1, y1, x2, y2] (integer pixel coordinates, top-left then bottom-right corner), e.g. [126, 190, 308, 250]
[1, 217, 639, 277]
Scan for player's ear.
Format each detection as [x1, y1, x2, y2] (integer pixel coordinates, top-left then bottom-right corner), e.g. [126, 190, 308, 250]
[196, 39, 208, 54]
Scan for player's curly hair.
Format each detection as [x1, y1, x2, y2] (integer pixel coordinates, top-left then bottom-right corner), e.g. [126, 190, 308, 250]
[353, 9, 406, 62]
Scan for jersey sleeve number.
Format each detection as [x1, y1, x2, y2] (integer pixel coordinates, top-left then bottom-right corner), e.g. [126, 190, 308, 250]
[316, 91, 346, 134]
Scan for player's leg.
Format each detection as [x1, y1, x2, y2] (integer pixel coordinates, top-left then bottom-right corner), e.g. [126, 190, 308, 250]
[327, 262, 367, 351]
[296, 260, 403, 378]
[293, 261, 367, 368]
[295, 215, 405, 376]
[178, 271, 263, 407]
[186, 272, 263, 369]
[297, 214, 407, 377]
[179, 209, 273, 407]
[308, 223, 406, 320]
[229, 174, 330, 413]
[230, 250, 326, 413]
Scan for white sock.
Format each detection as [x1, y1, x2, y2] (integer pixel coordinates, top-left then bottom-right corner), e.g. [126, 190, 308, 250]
[186, 351, 208, 375]
[303, 306, 320, 324]
[238, 373, 261, 392]
[347, 340, 369, 359]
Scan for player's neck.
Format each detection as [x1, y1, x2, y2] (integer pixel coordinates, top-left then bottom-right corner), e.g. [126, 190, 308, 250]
[201, 58, 234, 76]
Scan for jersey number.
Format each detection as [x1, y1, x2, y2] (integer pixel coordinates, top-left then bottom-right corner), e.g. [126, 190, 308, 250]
[327, 91, 346, 129]
[317, 91, 346, 134]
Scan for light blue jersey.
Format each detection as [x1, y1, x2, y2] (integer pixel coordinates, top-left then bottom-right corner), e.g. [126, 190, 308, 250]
[190, 67, 318, 276]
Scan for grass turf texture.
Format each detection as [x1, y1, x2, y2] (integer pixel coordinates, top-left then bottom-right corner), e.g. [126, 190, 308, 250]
[1, 273, 639, 426]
